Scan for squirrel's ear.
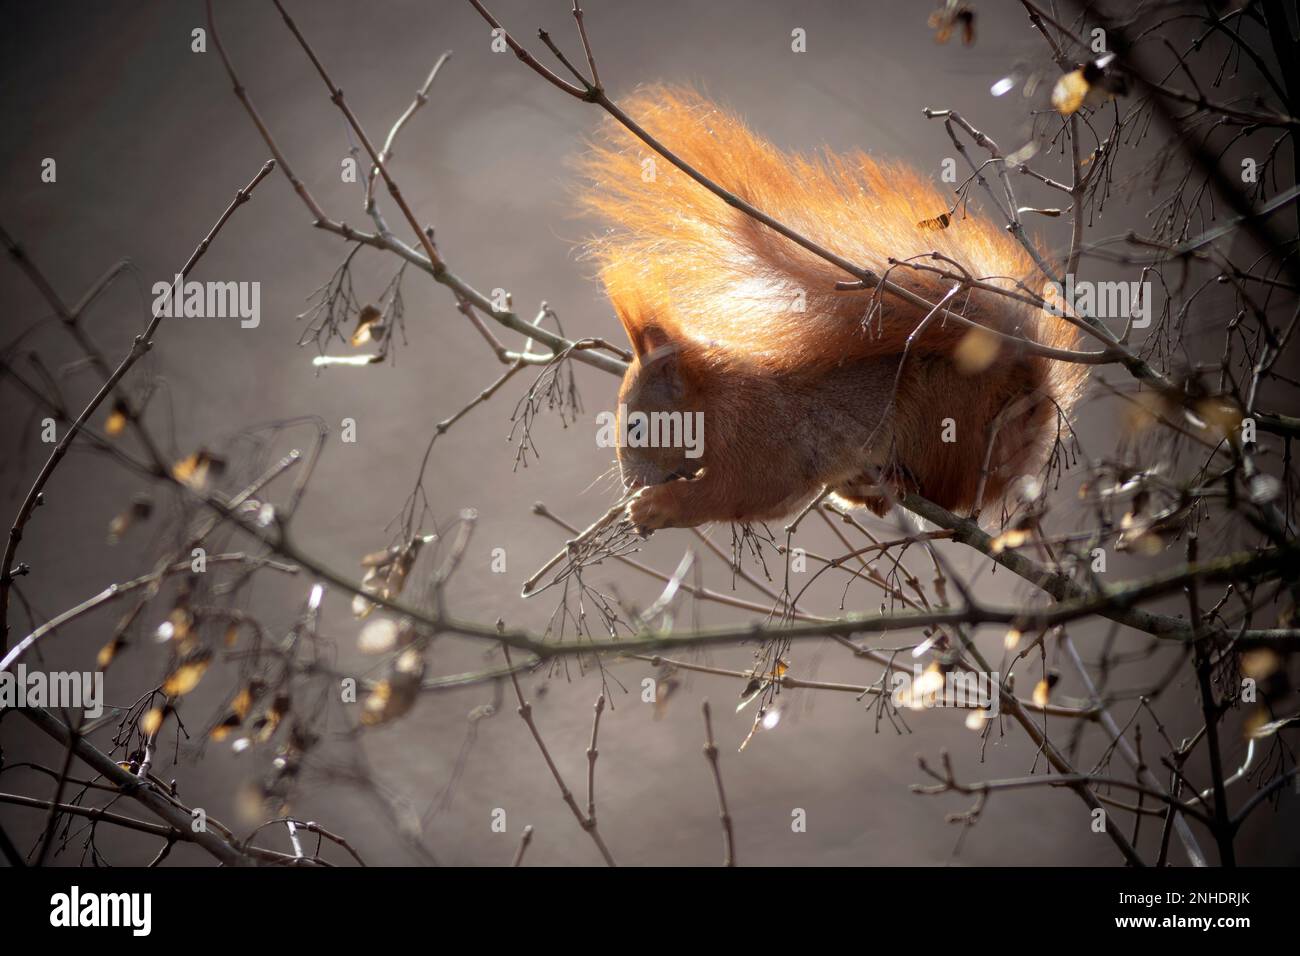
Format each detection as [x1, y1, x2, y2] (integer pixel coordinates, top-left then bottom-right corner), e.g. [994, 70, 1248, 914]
[634, 337, 686, 404]
[610, 285, 678, 357]
[634, 323, 674, 357]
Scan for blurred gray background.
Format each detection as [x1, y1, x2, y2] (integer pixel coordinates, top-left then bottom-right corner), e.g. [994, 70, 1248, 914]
[2, 0, 1296, 866]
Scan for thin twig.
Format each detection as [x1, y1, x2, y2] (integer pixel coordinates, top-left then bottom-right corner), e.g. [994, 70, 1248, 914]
[700, 701, 735, 866]
[501, 644, 617, 866]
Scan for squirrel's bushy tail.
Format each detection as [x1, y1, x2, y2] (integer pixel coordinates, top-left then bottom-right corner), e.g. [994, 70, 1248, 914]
[577, 86, 1086, 512]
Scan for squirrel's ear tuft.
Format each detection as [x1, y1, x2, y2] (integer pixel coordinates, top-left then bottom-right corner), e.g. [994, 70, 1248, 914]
[610, 297, 643, 351]
[602, 256, 681, 357]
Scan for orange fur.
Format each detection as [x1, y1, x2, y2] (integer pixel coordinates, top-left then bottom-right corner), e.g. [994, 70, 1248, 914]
[577, 86, 1086, 524]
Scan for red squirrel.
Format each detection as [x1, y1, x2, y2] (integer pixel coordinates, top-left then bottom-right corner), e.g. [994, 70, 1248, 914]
[576, 87, 1085, 532]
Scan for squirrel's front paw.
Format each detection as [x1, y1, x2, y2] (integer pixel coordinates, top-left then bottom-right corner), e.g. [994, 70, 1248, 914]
[626, 484, 678, 535]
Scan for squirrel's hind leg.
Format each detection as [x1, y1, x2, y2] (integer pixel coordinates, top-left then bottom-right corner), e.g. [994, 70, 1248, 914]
[829, 462, 913, 517]
[828, 486, 891, 517]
